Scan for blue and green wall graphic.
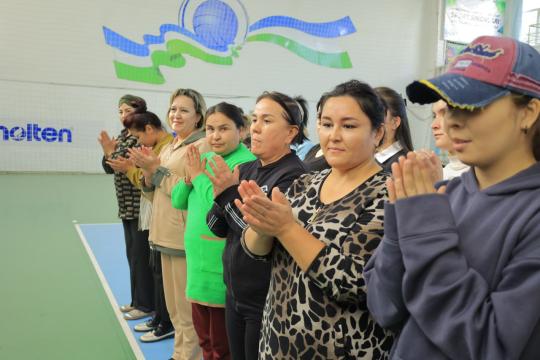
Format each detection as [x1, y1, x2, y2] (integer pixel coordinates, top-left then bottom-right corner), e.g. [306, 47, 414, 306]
[103, 0, 357, 84]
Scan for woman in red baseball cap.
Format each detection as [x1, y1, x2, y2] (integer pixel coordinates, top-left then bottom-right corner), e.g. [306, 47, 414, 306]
[365, 35, 540, 359]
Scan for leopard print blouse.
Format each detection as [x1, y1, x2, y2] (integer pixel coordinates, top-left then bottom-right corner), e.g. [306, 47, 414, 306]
[256, 169, 394, 359]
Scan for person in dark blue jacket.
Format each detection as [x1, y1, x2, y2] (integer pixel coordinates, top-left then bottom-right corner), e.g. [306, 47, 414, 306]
[365, 35, 540, 360]
[205, 91, 307, 360]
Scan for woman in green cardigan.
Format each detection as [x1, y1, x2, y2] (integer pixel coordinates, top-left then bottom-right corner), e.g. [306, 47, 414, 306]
[171, 102, 255, 359]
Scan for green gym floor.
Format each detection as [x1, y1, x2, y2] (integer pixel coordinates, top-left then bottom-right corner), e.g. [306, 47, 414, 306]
[0, 173, 135, 360]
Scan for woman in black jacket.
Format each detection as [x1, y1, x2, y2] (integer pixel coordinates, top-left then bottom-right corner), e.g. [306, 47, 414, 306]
[205, 92, 307, 360]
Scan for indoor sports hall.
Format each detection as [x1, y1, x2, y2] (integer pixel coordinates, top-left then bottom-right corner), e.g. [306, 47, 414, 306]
[2, 0, 539, 359]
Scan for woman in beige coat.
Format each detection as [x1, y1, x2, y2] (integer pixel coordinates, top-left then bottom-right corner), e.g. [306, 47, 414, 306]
[129, 89, 210, 360]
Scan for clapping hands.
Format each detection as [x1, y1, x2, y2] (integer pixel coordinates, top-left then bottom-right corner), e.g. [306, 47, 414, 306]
[387, 152, 447, 203]
[204, 155, 240, 197]
[184, 145, 207, 185]
[98, 131, 117, 157]
[127, 146, 160, 174]
[106, 156, 134, 173]
[234, 180, 295, 238]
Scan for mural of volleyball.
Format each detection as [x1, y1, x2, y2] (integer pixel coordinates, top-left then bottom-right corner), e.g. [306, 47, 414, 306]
[102, 0, 357, 84]
[191, 0, 238, 48]
[179, 0, 248, 50]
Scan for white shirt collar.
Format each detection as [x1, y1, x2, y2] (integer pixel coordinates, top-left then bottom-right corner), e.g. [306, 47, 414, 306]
[443, 156, 470, 180]
[375, 141, 403, 163]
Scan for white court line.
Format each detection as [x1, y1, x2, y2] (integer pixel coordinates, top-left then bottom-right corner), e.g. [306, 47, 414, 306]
[74, 223, 145, 360]
[73, 222, 122, 226]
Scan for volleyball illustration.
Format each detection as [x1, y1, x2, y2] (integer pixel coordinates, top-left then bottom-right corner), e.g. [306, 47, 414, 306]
[192, 0, 238, 49]
[179, 0, 249, 51]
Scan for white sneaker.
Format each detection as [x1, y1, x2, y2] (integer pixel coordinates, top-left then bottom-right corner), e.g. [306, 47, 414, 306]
[123, 309, 153, 320]
[140, 327, 175, 342]
[134, 319, 155, 332]
[119, 304, 134, 313]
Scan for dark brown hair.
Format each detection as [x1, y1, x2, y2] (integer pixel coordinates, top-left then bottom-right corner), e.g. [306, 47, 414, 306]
[375, 86, 414, 152]
[256, 92, 308, 145]
[123, 111, 163, 132]
[205, 102, 245, 129]
[318, 80, 386, 131]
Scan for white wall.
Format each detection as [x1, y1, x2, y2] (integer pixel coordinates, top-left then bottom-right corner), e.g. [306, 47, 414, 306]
[0, 0, 439, 172]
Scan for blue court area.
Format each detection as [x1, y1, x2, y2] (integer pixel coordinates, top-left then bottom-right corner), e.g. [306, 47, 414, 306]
[78, 223, 174, 360]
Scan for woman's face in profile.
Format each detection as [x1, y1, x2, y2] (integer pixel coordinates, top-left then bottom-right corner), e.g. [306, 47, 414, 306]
[431, 100, 453, 151]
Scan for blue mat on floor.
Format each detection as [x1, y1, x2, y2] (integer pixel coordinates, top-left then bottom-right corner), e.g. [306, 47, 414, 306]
[79, 223, 174, 360]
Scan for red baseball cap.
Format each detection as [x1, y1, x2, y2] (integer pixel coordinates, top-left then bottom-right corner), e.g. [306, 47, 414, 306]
[407, 36, 540, 109]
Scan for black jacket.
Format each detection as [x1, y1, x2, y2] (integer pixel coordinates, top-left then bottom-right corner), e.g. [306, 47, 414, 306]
[303, 144, 330, 172]
[377, 148, 408, 173]
[207, 152, 306, 308]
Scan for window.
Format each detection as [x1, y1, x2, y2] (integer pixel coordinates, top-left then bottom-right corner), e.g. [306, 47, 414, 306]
[520, 0, 540, 45]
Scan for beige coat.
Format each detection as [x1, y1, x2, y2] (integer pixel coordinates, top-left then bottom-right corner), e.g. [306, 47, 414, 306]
[144, 131, 209, 251]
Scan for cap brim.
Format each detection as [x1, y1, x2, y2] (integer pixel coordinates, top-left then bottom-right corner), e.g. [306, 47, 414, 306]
[406, 73, 510, 110]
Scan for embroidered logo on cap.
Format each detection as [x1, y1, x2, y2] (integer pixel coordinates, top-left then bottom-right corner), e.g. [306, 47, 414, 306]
[461, 43, 504, 59]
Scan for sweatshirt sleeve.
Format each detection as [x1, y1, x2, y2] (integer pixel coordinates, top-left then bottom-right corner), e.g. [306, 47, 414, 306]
[102, 156, 114, 174]
[207, 202, 230, 238]
[102, 131, 138, 174]
[210, 160, 304, 236]
[396, 194, 540, 360]
[211, 185, 247, 235]
[305, 194, 385, 306]
[191, 173, 215, 211]
[171, 179, 191, 210]
[364, 203, 408, 328]
[151, 165, 185, 198]
[150, 140, 201, 198]
[125, 167, 144, 189]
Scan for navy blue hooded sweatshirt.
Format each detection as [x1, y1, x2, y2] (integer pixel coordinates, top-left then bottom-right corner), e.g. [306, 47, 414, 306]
[365, 162, 540, 360]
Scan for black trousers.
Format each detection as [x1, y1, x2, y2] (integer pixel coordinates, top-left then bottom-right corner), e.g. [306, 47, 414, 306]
[225, 293, 264, 360]
[121, 219, 154, 312]
[150, 247, 173, 329]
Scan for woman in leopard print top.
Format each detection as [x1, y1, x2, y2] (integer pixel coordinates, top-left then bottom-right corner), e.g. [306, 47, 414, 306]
[236, 80, 395, 359]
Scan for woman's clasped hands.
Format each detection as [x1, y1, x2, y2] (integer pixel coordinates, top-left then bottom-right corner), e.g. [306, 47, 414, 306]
[387, 151, 447, 203]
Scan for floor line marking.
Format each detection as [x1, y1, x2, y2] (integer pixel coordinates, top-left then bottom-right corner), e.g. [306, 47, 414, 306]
[74, 223, 145, 360]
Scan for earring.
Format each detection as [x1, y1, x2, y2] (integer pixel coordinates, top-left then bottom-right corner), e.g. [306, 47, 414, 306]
[522, 127, 529, 134]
